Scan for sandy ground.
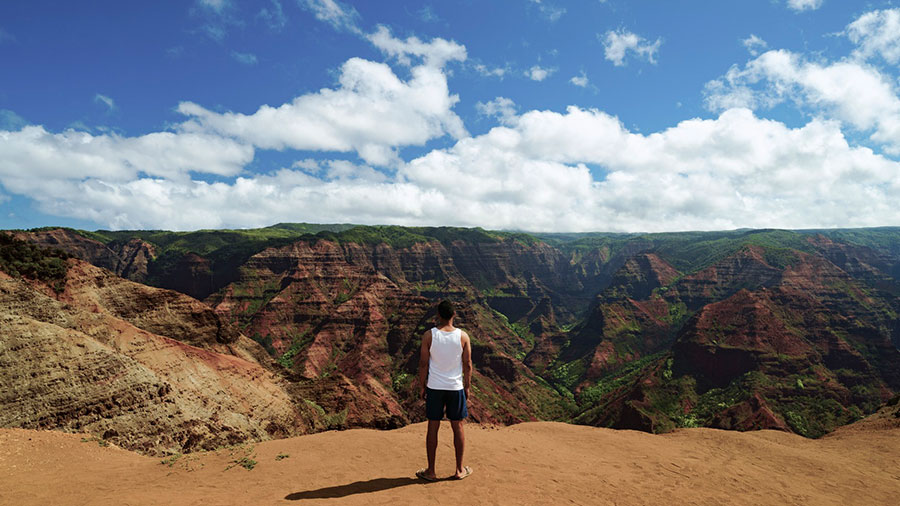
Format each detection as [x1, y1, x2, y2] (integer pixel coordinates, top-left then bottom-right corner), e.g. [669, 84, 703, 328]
[1, 422, 898, 505]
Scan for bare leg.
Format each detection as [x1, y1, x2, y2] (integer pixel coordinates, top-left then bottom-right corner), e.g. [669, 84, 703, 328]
[450, 419, 466, 477]
[424, 420, 440, 479]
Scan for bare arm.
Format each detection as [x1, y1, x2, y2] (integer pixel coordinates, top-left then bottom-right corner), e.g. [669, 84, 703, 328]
[461, 331, 473, 396]
[417, 330, 432, 399]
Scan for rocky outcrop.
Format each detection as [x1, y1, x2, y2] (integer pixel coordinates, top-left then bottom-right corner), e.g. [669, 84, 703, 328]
[604, 253, 679, 300]
[0, 259, 316, 455]
[15, 229, 156, 282]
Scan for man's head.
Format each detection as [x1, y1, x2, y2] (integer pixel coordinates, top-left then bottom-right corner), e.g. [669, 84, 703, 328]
[437, 300, 455, 322]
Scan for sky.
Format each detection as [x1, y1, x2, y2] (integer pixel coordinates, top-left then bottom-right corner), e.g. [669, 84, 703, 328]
[2, 0, 900, 232]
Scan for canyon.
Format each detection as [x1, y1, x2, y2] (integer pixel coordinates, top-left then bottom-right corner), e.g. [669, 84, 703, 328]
[2, 225, 899, 453]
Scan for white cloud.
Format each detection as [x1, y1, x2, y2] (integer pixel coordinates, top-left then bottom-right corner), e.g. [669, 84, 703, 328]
[570, 72, 589, 87]
[94, 94, 116, 111]
[473, 62, 508, 78]
[602, 29, 661, 66]
[5, 105, 899, 232]
[704, 49, 900, 154]
[529, 0, 566, 22]
[476, 97, 517, 125]
[526, 65, 555, 81]
[231, 51, 258, 65]
[300, 0, 360, 33]
[367, 25, 466, 68]
[178, 52, 467, 166]
[786, 0, 823, 12]
[0, 126, 253, 188]
[742, 34, 767, 56]
[397, 106, 900, 231]
[846, 8, 900, 64]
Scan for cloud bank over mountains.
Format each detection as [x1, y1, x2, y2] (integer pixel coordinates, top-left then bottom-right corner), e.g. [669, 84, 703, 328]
[1, 6, 900, 232]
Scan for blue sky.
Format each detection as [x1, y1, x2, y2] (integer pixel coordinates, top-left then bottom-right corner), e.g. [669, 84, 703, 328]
[2, 0, 900, 232]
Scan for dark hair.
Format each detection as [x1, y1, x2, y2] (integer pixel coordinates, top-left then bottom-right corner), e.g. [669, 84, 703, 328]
[437, 300, 455, 320]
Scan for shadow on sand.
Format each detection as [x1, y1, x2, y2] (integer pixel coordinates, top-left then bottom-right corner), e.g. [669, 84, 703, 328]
[285, 476, 423, 500]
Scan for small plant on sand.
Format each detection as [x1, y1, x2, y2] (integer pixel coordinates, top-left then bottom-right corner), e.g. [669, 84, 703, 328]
[80, 436, 109, 447]
[235, 457, 257, 470]
[160, 454, 182, 467]
[275, 453, 290, 461]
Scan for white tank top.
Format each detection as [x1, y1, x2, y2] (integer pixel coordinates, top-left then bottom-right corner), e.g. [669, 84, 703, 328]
[427, 327, 464, 390]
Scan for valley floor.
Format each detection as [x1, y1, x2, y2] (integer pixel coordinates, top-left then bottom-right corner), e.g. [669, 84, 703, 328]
[1, 422, 898, 505]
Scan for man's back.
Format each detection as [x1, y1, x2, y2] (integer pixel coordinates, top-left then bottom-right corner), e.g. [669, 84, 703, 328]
[427, 327, 464, 391]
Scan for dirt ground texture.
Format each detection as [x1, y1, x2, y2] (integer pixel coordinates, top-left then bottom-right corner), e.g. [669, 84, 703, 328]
[1, 421, 898, 506]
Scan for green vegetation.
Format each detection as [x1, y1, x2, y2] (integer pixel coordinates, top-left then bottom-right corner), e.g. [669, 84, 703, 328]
[160, 453, 182, 467]
[809, 227, 900, 255]
[578, 353, 665, 406]
[277, 330, 313, 369]
[314, 225, 541, 248]
[233, 456, 257, 470]
[303, 399, 349, 430]
[275, 453, 290, 461]
[541, 228, 820, 275]
[546, 357, 588, 395]
[80, 436, 109, 447]
[392, 371, 414, 392]
[334, 277, 357, 305]
[0, 232, 70, 291]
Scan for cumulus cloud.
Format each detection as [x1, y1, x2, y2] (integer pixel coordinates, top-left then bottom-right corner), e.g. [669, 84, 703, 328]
[704, 49, 900, 154]
[526, 65, 555, 81]
[476, 97, 517, 125]
[178, 48, 466, 166]
[570, 72, 589, 87]
[529, 0, 566, 22]
[398, 107, 900, 231]
[0, 125, 254, 205]
[786, 0, 823, 12]
[742, 34, 767, 56]
[473, 62, 508, 78]
[4, 105, 899, 232]
[846, 8, 900, 64]
[299, 0, 360, 33]
[367, 25, 466, 68]
[602, 29, 661, 66]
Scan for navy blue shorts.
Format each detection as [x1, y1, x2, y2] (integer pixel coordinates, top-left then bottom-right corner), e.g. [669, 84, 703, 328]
[425, 388, 468, 421]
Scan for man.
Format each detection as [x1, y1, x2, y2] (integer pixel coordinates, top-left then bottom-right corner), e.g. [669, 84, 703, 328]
[416, 300, 474, 481]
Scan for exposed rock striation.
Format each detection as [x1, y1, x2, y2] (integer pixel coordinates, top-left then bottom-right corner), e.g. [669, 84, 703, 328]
[0, 259, 316, 455]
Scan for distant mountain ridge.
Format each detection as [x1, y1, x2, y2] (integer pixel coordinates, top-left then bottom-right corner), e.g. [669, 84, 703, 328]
[4, 224, 900, 452]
